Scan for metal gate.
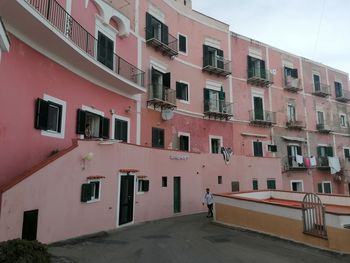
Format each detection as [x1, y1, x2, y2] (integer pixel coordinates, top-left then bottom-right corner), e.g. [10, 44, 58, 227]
[301, 193, 327, 238]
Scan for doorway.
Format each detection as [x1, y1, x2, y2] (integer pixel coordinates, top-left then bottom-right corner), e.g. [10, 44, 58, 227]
[119, 175, 134, 226]
[22, 209, 38, 240]
[173, 177, 181, 213]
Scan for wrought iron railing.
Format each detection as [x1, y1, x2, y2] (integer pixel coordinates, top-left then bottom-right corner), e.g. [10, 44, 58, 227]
[317, 156, 329, 167]
[203, 55, 231, 73]
[284, 76, 301, 91]
[316, 123, 331, 132]
[313, 83, 330, 96]
[25, 0, 145, 87]
[283, 156, 307, 170]
[145, 28, 178, 55]
[148, 83, 176, 105]
[286, 120, 305, 129]
[335, 89, 350, 101]
[248, 69, 273, 81]
[204, 99, 233, 115]
[249, 110, 276, 124]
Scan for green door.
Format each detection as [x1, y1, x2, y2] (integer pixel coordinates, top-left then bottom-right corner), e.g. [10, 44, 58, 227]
[254, 97, 264, 120]
[173, 177, 181, 213]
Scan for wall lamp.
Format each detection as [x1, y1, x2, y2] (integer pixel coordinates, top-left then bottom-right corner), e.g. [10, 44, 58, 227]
[81, 152, 94, 170]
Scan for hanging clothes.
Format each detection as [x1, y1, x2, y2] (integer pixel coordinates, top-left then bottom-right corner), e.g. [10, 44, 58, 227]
[304, 157, 311, 168]
[296, 154, 303, 165]
[327, 156, 341, 175]
[310, 156, 317, 167]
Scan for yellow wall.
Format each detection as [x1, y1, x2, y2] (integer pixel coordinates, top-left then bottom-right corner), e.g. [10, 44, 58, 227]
[215, 203, 350, 254]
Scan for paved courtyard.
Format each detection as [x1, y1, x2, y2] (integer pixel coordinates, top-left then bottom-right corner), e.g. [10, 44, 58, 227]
[50, 213, 350, 263]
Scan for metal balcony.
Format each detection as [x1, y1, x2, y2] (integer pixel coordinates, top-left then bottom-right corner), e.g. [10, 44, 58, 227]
[316, 156, 329, 169]
[316, 124, 332, 133]
[283, 156, 307, 171]
[249, 110, 276, 126]
[335, 89, 350, 103]
[202, 56, 231, 77]
[146, 29, 178, 57]
[312, 83, 330, 97]
[284, 76, 302, 92]
[286, 120, 305, 130]
[147, 84, 176, 110]
[203, 99, 233, 120]
[247, 69, 273, 87]
[2, 0, 145, 95]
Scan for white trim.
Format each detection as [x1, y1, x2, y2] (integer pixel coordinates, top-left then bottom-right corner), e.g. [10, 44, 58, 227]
[206, 80, 222, 91]
[241, 132, 268, 138]
[95, 15, 117, 54]
[322, 181, 332, 194]
[248, 47, 262, 60]
[86, 179, 102, 203]
[136, 94, 141, 145]
[85, 0, 89, 8]
[209, 135, 223, 154]
[112, 114, 130, 143]
[252, 140, 264, 157]
[148, 3, 165, 23]
[41, 94, 67, 139]
[252, 94, 265, 114]
[150, 59, 167, 73]
[177, 33, 188, 56]
[0, 19, 10, 52]
[316, 110, 325, 125]
[204, 37, 221, 49]
[290, 180, 304, 192]
[177, 80, 190, 104]
[117, 173, 136, 227]
[282, 60, 294, 69]
[178, 132, 190, 151]
[339, 113, 347, 128]
[317, 143, 329, 147]
[82, 105, 105, 117]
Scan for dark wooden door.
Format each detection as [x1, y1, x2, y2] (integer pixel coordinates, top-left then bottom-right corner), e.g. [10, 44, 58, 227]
[22, 209, 38, 240]
[119, 175, 134, 225]
[173, 177, 181, 213]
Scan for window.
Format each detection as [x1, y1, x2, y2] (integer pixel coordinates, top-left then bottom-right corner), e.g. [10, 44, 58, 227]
[253, 141, 263, 157]
[291, 181, 303, 192]
[81, 180, 101, 202]
[179, 134, 189, 151]
[268, 145, 277, 152]
[203, 45, 224, 69]
[152, 127, 165, 148]
[138, 179, 149, 192]
[146, 13, 168, 44]
[287, 145, 302, 168]
[253, 96, 264, 121]
[318, 181, 332, 194]
[218, 176, 222, 184]
[210, 137, 222, 154]
[176, 82, 189, 101]
[115, 118, 128, 142]
[340, 114, 347, 128]
[317, 146, 333, 167]
[162, 177, 167, 187]
[316, 111, 325, 125]
[35, 96, 66, 139]
[151, 67, 171, 100]
[284, 67, 298, 79]
[178, 34, 187, 54]
[76, 109, 110, 139]
[267, 179, 276, 190]
[248, 56, 266, 79]
[204, 88, 226, 113]
[313, 74, 321, 91]
[231, 181, 240, 192]
[344, 148, 350, 159]
[287, 103, 296, 122]
[335, 81, 343, 98]
[97, 31, 114, 70]
[252, 179, 258, 190]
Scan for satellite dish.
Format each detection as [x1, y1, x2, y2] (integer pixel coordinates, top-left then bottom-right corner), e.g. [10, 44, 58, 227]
[161, 109, 174, 121]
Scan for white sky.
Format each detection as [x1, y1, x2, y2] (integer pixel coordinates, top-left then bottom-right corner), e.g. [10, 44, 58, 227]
[192, 0, 350, 78]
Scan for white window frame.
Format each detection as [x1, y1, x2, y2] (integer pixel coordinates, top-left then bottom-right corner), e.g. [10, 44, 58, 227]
[312, 71, 321, 91]
[321, 181, 332, 194]
[316, 110, 325, 125]
[177, 33, 188, 55]
[176, 80, 190, 104]
[41, 94, 67, 139]
[343, 147, 350, 159]
[287, 102, 296, 122]
[112, 114, 130, 143]
[251, 92, 265, 116]
[290, 180, 304, 192]
[252, 140, 264, 157]
[87, 179, 102, 203]
[137, 178, 147, 194]
[81, 105, 106, 139]
[209, 135, 223, 154]
[339, 113, 347, 128]
[95, 16, 117, 67]
[178, 132, 190, 151]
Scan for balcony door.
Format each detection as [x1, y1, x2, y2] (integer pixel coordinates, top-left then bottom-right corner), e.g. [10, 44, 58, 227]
[253, 96, 264, 120]
[287, 104, 296, 122]
[313, 74, 321, 91]
[335, 81, 342, 97]
[287, 145, 301, 167]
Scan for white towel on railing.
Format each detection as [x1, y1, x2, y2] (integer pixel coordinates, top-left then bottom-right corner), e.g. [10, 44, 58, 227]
[310, 156, 317, 167]
[296, 154, 303, 164]
[327, 156, 341, 174]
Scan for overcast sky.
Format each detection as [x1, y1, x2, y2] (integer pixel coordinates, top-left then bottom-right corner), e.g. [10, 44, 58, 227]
[192, 0, 350, 78]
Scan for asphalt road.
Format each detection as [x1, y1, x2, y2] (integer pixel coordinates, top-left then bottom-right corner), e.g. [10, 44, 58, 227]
[50, 213, 350, 263]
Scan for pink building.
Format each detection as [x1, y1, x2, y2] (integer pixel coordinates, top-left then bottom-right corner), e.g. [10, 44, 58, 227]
[0, 0, 349, 243]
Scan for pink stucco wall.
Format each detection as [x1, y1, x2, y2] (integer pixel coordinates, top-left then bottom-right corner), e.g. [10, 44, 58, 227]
[0, 35, 137, 187]
[0, 140, 282, 243]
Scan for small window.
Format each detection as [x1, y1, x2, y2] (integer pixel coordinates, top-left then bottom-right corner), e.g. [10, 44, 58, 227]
[178, 34, 187, 54]
[162, 177, 167, 187]
[335, 81, 343, 98]
[81, 180, 101, 203]
[138, 179, 150, 192]
[291, 181, 303, 192]
[210, 138, 221, 154]
[35, 98, 63, 133]
[176, 82, 189, 101]
[267, 179, 276, 190]
[340, 114, 347, 128]
[248, 56, 266, 79]
[313, 74, 321, 91]
[231, 181, 240, 192]
[152, 127, 165, 148]
[76, 109, 110, 139]
[253, 141, 263, 157]
[318, 181, 332, 194]
[115, 118, 128, 142]
[179, 134, 189, 151]
[218, 176, 222, 184]
[268, 145, 277, 152]
[316, 111, 325, 125]
[344, 148, 350, 159]
[252, 179, 258, 190]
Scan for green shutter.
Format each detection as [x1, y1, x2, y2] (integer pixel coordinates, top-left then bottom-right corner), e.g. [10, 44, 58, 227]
[297, 146, 302, 155]
[203, 45, 209, 67]
[260, 59, 266, 79]
[161, 23, 168, 45]
[267, 179, 276, 190]
[253, 141, 263, 157]
[163, 72, 171, 89]
[142, 180, 149, 192]
[247, 56, 254, 78]
[217, 48, 224, 69]
[35, 98, 49, 130]
[291, 68, 298, 78]
[326, 147, 333, 157]
[344, 149, 350, 158]
[203, 88, 210, 112]
[81, 183, 92, 202]
[317, 146, 322, 157]
[106, 37, 114, 70]
[145, 13, 153, 40]
[176, 82, 181, 99]
[76, 109, 86, 135]
[317, 183, 323, 193]
[100, 117, 110, 139]
[253, 180, 258, 190]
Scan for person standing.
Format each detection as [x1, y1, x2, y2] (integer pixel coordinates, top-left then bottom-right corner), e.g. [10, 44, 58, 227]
[202, 188, 214, 218]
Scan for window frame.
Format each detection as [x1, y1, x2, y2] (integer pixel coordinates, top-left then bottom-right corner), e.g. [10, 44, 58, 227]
[86, 179, 102, 203]
[267, 179, 276, 190]
[112, 114, 130, 143]
[339, 113, 347, 128]
[320, 181, 332, 194]
[39, 94, 67, 139]
[77, 105, 109, 139]
[253, 141, 263, 157]
[137, 178, 150, 193]
[176, 81, 190, 103]
[290, 180, 304, 192]
[252, 179, 258, 190]
[162, 176, 167, 187]
[312, 72, 321, 92]
[152, 127, 165, 148]
[178, 33, 188, 55]
[316, 110, 325, 125]
[209, 135, 223, 154]
[178, 132, 190, 152]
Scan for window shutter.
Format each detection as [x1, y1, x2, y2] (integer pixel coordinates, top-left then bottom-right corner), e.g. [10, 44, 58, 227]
[176, 82, 182, 99]
[121, 121, 128, 142]
[81, 183, 92, 202]
[159, 129, 164, 148]
[56, 103, 63, 133]
[152, 128, 158, 147]
[291, 68, 298, 78]
[145, 12, 153, 40]
[247, 56, 254, 78]
[142, 180, 149, 192]
[97, 32, 106, 64]
[297, 146, 302, 155]
[260, 59, 266, 79]
[35, 98, 49, 130]
[76, 109, 86, 134]
[179, 35, 186, 53]
[100, 117, 110, 139]
[203, 88, 210, 112]
[161, 23, 168, 45]
[106, 38, 114, 70]
[216, 48, 224, 69]
[163, 72, 171, 89]
[326, 147, 333, 157]
[317, 183, 323, 193]
[317, 146, 322, 157]
[345, 149, 350, 158]
[254, 141, 263, 157]
[203, 45, 209, 67]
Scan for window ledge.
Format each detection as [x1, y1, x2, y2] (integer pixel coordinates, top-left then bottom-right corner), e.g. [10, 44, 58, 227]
[87, 199, 101, 204]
